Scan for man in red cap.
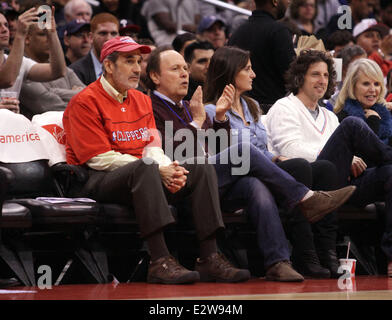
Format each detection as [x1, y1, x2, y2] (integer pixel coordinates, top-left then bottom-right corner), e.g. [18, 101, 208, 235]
[63, 36, 250, 285]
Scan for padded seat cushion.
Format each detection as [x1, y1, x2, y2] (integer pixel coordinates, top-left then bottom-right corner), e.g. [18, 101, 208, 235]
[338, 203, 381, 220]
[1, 202, 32, 228]
[7, 199, 99, 225]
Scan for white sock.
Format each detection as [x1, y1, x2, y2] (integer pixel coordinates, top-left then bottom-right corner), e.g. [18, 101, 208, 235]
[301, 190, 314, 202]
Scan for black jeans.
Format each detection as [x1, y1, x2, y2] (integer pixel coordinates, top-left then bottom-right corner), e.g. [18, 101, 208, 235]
[278, 159, 339, 252]
[317, 116, 392, 260]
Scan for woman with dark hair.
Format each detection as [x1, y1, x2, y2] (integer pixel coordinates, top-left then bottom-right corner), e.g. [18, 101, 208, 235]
[204, 46, 347, 278]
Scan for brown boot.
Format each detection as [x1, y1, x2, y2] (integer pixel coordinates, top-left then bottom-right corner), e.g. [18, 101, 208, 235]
[195, 252, 251, 283]
[265, 261, 304, 282]
[300, 186, 356, 223]
[388, 261, 392, 277]
[147, 255, 200, 284]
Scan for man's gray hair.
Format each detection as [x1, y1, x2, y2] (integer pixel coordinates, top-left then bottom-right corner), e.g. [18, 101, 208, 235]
[64, 0, 92, 20]
[336, 45, 366, 69]
[102, 51, 120, 75]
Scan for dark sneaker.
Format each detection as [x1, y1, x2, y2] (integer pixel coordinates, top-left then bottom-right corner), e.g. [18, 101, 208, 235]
[147, 255, 200, 284]
[265, 261, 304, 282]
[195, 252, 250, 283]
[318, 248, 340, 278]
[300, 186, 356, 223]
[292, 249, 331, 279]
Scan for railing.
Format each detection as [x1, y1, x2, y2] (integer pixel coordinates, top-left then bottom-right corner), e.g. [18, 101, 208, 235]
[199, 0, 252, 16]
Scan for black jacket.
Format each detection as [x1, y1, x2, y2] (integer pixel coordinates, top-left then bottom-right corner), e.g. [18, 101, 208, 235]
[229, 10, 296, 106]
[69, 51, 97, 86]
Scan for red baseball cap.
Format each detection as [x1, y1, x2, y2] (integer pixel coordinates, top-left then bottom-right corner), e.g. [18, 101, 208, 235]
[100, 36, 152, 62]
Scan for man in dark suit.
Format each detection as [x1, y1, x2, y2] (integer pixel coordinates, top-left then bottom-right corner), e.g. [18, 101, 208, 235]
[69, 12, 119, 85]
[228, 0, 295, 113]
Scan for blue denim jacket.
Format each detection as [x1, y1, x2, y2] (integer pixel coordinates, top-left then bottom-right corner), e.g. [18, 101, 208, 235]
[205, 97, 275, 161]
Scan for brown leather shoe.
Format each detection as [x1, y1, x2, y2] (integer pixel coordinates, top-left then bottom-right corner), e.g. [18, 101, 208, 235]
[388, 261, 392, 277]
[195, 252, 251, 283]
[147, 255, 200, 284]
[300, 186, 356, 223]
[265, 261, 304, 282]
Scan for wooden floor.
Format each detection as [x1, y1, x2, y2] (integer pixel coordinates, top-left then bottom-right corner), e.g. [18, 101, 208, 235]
[0, 276, 391, 300]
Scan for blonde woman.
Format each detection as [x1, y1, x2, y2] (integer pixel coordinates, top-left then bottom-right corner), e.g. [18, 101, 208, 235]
[335, 58, 392, 146]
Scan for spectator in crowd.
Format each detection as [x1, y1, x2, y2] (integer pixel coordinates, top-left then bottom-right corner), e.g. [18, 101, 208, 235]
[63, 19, 92, 65]
[264, 50, 392, 277]
[118, 18, 141, 40]
[353, 18, 392, 77]
[141, 0, 200, 46]
[92, 0, 147, 34]
[200, 0, 239, 28]
[136, 37, 155, 94]
[0, 7, 66, 113]
[19, 18, 85, 118]
[229, 0, 296, 113]
[313, 0, 340, 35]
[3, 0, 19, 12]
[380, 0, 392, 28]
[230, 0, 256, 35]
[387, 68, 392, 101]
[183, 40, 214, 100]
[3, 5, 18, 47]
[335, 58, 392, 145]
[93, 0, 126, 17]
[354, 18, 389, 56]
[288, 0, 320, 36]
[325, 30, 354, 56]
[146, 47, 356, 280]
[325, 0, 374, 37]
[172, 32, 196, 56]
[58, 0, 92, 50]
[203, 46, 351, 278]
[63, 36, 251, 284]
[64, 0, 92, 23]
[328, 44, 366, 106]
[69, 12, 119, 85]
[197, 15, 227, 50]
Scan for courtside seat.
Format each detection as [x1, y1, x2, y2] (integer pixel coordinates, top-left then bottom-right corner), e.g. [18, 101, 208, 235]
[8, 199, 98, 226]
[337, 203, 385, 275]
[1, 203, 31, 229]
[0, 160, 108, 285]
[0, 166, 33, 286]
[338, 203, 380, 220]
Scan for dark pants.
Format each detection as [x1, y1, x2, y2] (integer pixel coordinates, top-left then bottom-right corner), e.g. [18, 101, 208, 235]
[317, 116, 392, 260]
[279, 160, 339, 252]
[81, 159, 224, 240]
[208, 142, 309, 268]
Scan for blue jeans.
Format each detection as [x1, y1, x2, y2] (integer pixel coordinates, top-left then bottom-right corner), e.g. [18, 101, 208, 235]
[317, 116, 392, 260]
[208, 142, 309, 268]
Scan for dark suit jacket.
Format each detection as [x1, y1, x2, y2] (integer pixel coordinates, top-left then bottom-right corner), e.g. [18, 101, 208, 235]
[229, 10, 296, 106]
[150, 93, 230, 159]
[69, 51, 97, 86]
